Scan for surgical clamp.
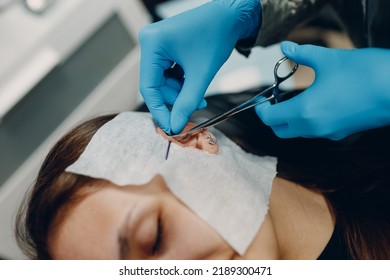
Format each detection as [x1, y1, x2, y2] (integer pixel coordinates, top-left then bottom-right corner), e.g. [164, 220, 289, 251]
[171, 56, 299, 141]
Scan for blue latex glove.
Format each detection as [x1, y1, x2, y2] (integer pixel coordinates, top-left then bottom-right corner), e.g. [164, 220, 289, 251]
[256, 41, 390, 140]
[139, 0, 261, 134]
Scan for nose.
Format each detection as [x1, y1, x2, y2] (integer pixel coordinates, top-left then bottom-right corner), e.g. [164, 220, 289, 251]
[147, 175, 170, 193]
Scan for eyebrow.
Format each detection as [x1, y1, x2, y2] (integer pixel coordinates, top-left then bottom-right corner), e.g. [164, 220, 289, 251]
[118, 211, 132, 260]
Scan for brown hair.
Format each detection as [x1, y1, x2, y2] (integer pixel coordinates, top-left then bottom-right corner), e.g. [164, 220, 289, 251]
[275, 131, 390, 259]
[15, 114, 116, 259]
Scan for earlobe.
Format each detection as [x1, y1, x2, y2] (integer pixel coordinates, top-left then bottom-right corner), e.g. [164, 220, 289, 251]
[156, 123, 219, 154]
[203, 133, 217, 145]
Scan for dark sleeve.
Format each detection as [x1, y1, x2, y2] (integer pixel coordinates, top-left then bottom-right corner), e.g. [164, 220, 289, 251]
[237, 0, 389, 52]
[236, 0, 329, 54]
[256, 0, 329, 46]
[331, 0, 390, 48]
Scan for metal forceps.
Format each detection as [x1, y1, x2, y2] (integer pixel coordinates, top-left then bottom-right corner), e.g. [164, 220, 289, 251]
[171, 57, 299, 141]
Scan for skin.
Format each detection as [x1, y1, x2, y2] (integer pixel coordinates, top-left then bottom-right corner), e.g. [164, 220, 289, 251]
[50, 176, 334, 260]
[49, 129, 334, 260]
[50, 176, 235, 260]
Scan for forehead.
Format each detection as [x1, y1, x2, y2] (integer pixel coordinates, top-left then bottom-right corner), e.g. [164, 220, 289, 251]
[50, 185, 128, 259]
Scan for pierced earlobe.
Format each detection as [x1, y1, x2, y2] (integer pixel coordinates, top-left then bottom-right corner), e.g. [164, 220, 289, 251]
[204, 133, 217, 145]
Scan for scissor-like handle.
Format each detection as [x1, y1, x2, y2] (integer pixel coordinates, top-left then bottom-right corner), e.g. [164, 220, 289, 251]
[273, 57, 299, 102]
[171, 57, 299, 141]
[274, 56, 299, 83]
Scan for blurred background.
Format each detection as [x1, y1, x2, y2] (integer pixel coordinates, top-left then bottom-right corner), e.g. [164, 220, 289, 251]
[0, 0, 352, 259]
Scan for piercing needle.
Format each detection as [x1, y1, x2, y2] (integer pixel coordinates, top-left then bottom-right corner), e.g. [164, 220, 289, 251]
[165, 141, 171, 160]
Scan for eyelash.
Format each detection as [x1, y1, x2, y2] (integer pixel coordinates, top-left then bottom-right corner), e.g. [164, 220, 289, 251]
[152, 217, 163, 254]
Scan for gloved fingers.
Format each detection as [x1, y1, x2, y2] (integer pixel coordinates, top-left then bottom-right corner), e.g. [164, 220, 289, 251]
[269, 123, 292, 138]
[255, 101, 293, 138]
[160, 76, 183, 106]
[142, 87, 172, 133]
[272, 125, 345, 140]
[255, 93, 311, 138]
[256, 96, 300, 127]
[170, 72, 211, 134]
[254, 99, 271, 121]
[160, 86, 179, 107]
[198, 98, 208, 110]
[328, 133, 347, 141]
[139, 42, 176, 133]
[139, 64, 172, 132]
[281, 41, 329, 69]
[160, 82, 207, 110]
[255, 98, 296, 138]
[161, 76, 207, 109]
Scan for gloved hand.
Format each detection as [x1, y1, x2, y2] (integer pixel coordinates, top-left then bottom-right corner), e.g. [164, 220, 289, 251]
[139, 0, 261, 134]
[256, 41, 390, 140]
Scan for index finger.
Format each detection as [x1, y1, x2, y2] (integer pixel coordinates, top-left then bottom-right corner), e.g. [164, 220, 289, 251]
[139, 52, 173, 132]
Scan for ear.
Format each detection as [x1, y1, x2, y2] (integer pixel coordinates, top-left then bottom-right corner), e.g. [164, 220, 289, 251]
[156, 123, 219, 154]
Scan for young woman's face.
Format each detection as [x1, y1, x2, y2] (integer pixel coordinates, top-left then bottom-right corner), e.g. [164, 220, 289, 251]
[49, 175, 236, 260]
